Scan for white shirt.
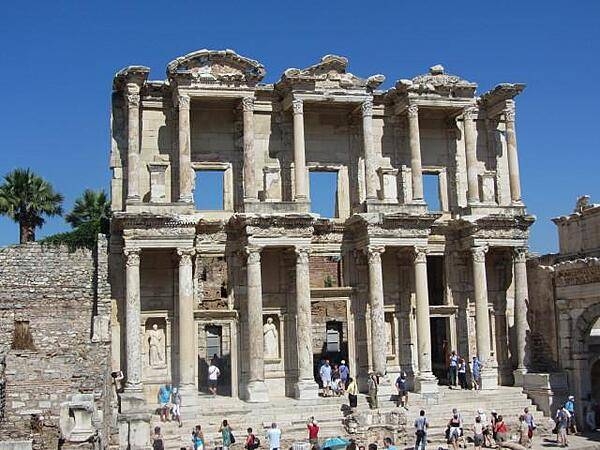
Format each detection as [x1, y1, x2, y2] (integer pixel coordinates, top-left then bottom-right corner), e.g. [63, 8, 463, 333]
[267, 427, 281, 449]
[208, 364, 220, 381]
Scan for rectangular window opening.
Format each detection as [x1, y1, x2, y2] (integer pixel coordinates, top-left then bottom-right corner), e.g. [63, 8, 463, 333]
[206, 325, 222, 360]
[423, 173, 442, 211]
[195, 170, 224, 210]
[12, 320, 35, 351]
[427, 255, 445, 306]
[326, 321, 342, 353]
[309, 171, 338, 218]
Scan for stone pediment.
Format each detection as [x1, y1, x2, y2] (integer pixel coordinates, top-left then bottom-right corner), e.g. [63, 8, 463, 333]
[167, 49, 266, 87]
[394, 64, 477, 98]
[277, 54, 385, 93]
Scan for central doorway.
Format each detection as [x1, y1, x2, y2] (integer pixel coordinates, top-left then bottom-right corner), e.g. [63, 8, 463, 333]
[430, 317, 450, 384]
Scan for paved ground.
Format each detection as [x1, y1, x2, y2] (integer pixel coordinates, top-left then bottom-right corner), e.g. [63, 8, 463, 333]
[530, 434, 600, 450]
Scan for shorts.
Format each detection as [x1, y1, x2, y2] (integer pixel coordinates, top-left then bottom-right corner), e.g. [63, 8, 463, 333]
[473, 434, 483, 446]
[172, 404, 180, 416]
[208, 379, 218, 388]
[398, 389, 407, 396]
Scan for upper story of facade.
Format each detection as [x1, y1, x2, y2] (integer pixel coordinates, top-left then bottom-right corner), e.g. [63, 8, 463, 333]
[110, 49, 528, 222]
[553, 196, 600, 259]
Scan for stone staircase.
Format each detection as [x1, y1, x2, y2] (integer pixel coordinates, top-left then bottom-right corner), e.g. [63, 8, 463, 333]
[151, 386, 550, 450]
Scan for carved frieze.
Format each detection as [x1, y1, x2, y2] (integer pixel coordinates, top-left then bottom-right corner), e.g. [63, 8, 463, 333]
[554, 258, 600, 287]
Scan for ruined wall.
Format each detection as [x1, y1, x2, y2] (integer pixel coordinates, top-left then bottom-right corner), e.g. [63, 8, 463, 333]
[0, 241, 112, 448]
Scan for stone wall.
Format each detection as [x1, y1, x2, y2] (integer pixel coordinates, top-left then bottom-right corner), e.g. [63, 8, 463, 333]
[0, 240, 113, 449]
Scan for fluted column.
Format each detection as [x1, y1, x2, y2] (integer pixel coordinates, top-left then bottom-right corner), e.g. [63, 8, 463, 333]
[177, 248, 196, 389]
[463, 107, 480, 204]
[513, 247, 530, 382]
[177, 93, 193, 203]
[407, 105, 424, 202]
[362, 100, 377, 200]
[245, 246, 269, 402]
[242, 97, 257, 201]
[294, 247, 319, 399]
[125, 85, 141, 201]
[367, 246, 386, 376]
[292, 98, 308, 200]
[505, 105, 522, 203]
[124, 247, 142, 389]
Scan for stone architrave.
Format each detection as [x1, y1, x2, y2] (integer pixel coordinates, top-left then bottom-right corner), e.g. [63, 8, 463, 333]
[513, 246, 530, 385]
[367, 246, 387, 376]
[463, 106, 480, 204]
[505, 104, 522, 204]
[362, 99, 377, 200]
[292, 98, 308, 200]
[177, 248, 196, 390]
[294, 246, 319, 399]
[245, 246, 269, 402]
[242, 97, 257, 201]
[124, 247, 142, 389]
[177, 93, 193, 203]
[413, 246, 438, 394]
[263, 317, 279, 359]
[407, 105, 424, 202]
[125, 85, 141, 202]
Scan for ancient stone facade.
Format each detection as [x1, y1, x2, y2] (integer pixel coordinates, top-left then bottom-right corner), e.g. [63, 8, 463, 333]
[109, 49, 534, 444]
[0, 239, 113, 449]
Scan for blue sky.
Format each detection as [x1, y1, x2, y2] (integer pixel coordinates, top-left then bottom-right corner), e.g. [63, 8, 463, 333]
[1, 1, 598, 253]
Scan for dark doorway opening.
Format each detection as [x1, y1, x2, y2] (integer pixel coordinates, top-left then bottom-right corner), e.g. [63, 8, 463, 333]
[427, 256, 445, 306]
[430, 317, 450, 383]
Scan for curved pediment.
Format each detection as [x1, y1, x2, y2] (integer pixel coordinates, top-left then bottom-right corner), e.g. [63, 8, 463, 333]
[166, 49, 266, 86]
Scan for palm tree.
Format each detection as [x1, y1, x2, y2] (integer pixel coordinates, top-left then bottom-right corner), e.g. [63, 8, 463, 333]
[0, 168, 64, 243]
[65, 189, 110, 228]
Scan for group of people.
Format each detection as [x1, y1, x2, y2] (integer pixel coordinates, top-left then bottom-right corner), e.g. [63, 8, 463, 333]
[448, 351, 482, 390]
[157, 383, 182, 427]
[318, 359, 350, 397]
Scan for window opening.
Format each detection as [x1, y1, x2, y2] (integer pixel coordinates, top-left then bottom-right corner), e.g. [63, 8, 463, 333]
[195, 170, 224, 210]
[309, 171, 338, 218]
[206, 325, 222, 359]
[427, 255, 445, 306]
[12, 320, 35, 350]
[423, 173, 441, 211]
[326, 321, 342, 353]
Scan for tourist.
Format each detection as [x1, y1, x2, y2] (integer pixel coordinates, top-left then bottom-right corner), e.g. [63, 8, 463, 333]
[457, 358, 467, 390]
[451, 407, 465, 448]
[339, 360, 350, 389]
[320, 360, 332, 397]
[368, 444, 377, 450]
[152, 426, 164, 450]
[585, 404, 597, 431]
[158, 383, 172, 422]
[518, 414, 531, 449]
[208, 358, 221, 396]
[471, 357, 482, 390]
[523, 407, 536, 442]
[414, 409, 429, 450]
[171, 387, 182, 427]
[556, 404, 570, 447]
[307, 418, 319, 446]
[494, 415, 509, 443]
[220, 419, 234, 450]
[266, 423, 281, 450]
[395, 371, 408, 409]
[368, 372, 379, 409]
[489, 410, 498, 443]
[448, 351, 459, 388]
[245, 427, 259, 450]
[192, 425, 204, 450]
[476, 409, 492, 447]
[565, 395, 578, 434]
[383, 437, 397, 450]
[347, 377, 358, 409]
[472, 416, 484, 450]
[447, 411, 461, 450]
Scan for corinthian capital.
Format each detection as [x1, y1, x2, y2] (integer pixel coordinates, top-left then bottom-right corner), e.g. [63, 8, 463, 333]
[292, 98, 303, 115]
[361, 100, 373, 117]
[295, 246, 311, 266]
[513, 247, 528, 263]
[242, 97, 254, 112]
[463, 106, 478, 121]
[177, 94, 190, 109]
[246, 246, 262, 264]
[124, 247, 141, 267]
[177, 248, 195, 266]
[126, 93, 140, 107]
[413, 246, 428, 264]
[471, 245, 489, 264]
[504, 105, 516, 122]
[366, 246, 385, 265]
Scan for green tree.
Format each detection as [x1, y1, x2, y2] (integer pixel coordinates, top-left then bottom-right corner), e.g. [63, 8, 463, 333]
[65, 189, 110, 228]
[0, 168, 64, 243]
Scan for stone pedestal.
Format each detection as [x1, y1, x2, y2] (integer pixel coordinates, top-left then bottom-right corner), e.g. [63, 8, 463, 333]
[414, 373, 439, 403]
[513, 368, 526, 387]
[244, 380, 270, 403]
[294, 380, 320, 400]
[118, 411, 151, 450]
[480, 367, 499, 390]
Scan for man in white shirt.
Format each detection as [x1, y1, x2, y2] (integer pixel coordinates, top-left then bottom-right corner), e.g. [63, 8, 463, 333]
[208, 359, 221, 396]
[266, 423, 281, 450]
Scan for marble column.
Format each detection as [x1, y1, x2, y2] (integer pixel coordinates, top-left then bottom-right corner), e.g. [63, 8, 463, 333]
[471, 245, 497, 389]
[125, 85, 141, 202]
[124, 247, 142, 389]
[513, 247, 530, 385]
[463, 107, 480, 204]
[407, 105, 424, 202]
[505, 105, 522, 204]
[294, 247, 319, 399]
[177, 93, 193, 203]
[413, 247, 438, 393]
[177, 248, 196, 390]
[367, 246, 387, 376]
[245, 246, 269, 402]
[292, 98, 308, 200]
[242, 97, 257, 201]
[362, 99, 377, 201]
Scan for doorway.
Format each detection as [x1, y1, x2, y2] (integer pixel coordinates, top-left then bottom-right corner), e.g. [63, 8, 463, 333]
[591, 359, 600, 402]
[430, 317, 450, 384]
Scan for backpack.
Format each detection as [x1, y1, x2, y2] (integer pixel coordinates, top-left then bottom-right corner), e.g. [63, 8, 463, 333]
[253, 436, 261, 448]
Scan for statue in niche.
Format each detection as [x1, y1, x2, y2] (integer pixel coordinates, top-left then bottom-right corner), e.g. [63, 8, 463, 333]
[147, 323, 166, 367]
[263, 317, 279, 359]
[385, 320, 394, 356]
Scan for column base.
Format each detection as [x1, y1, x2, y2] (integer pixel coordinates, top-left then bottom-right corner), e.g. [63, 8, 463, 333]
[480, 367, 499, 390]
[244, 380, 269, 403]
[513, 368, 527, 387]
[294, 379, 319, 400]
[414, 372, 439, 404]
[120, 389, 145, 413]
[376, 375, 394, 400]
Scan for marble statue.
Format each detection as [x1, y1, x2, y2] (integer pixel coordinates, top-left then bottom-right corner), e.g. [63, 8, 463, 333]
[147, 323, 165, 367]
[263, 317, 279, 359]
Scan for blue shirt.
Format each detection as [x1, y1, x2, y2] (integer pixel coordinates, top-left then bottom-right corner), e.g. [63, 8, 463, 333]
[565, 400, 575, 413]
[472, 359, 481, 376]
[449, 355, 458, 367]
[339, 364, 349, 380]
[320, 364, 332, 382]
[159, 386, 172, 404]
